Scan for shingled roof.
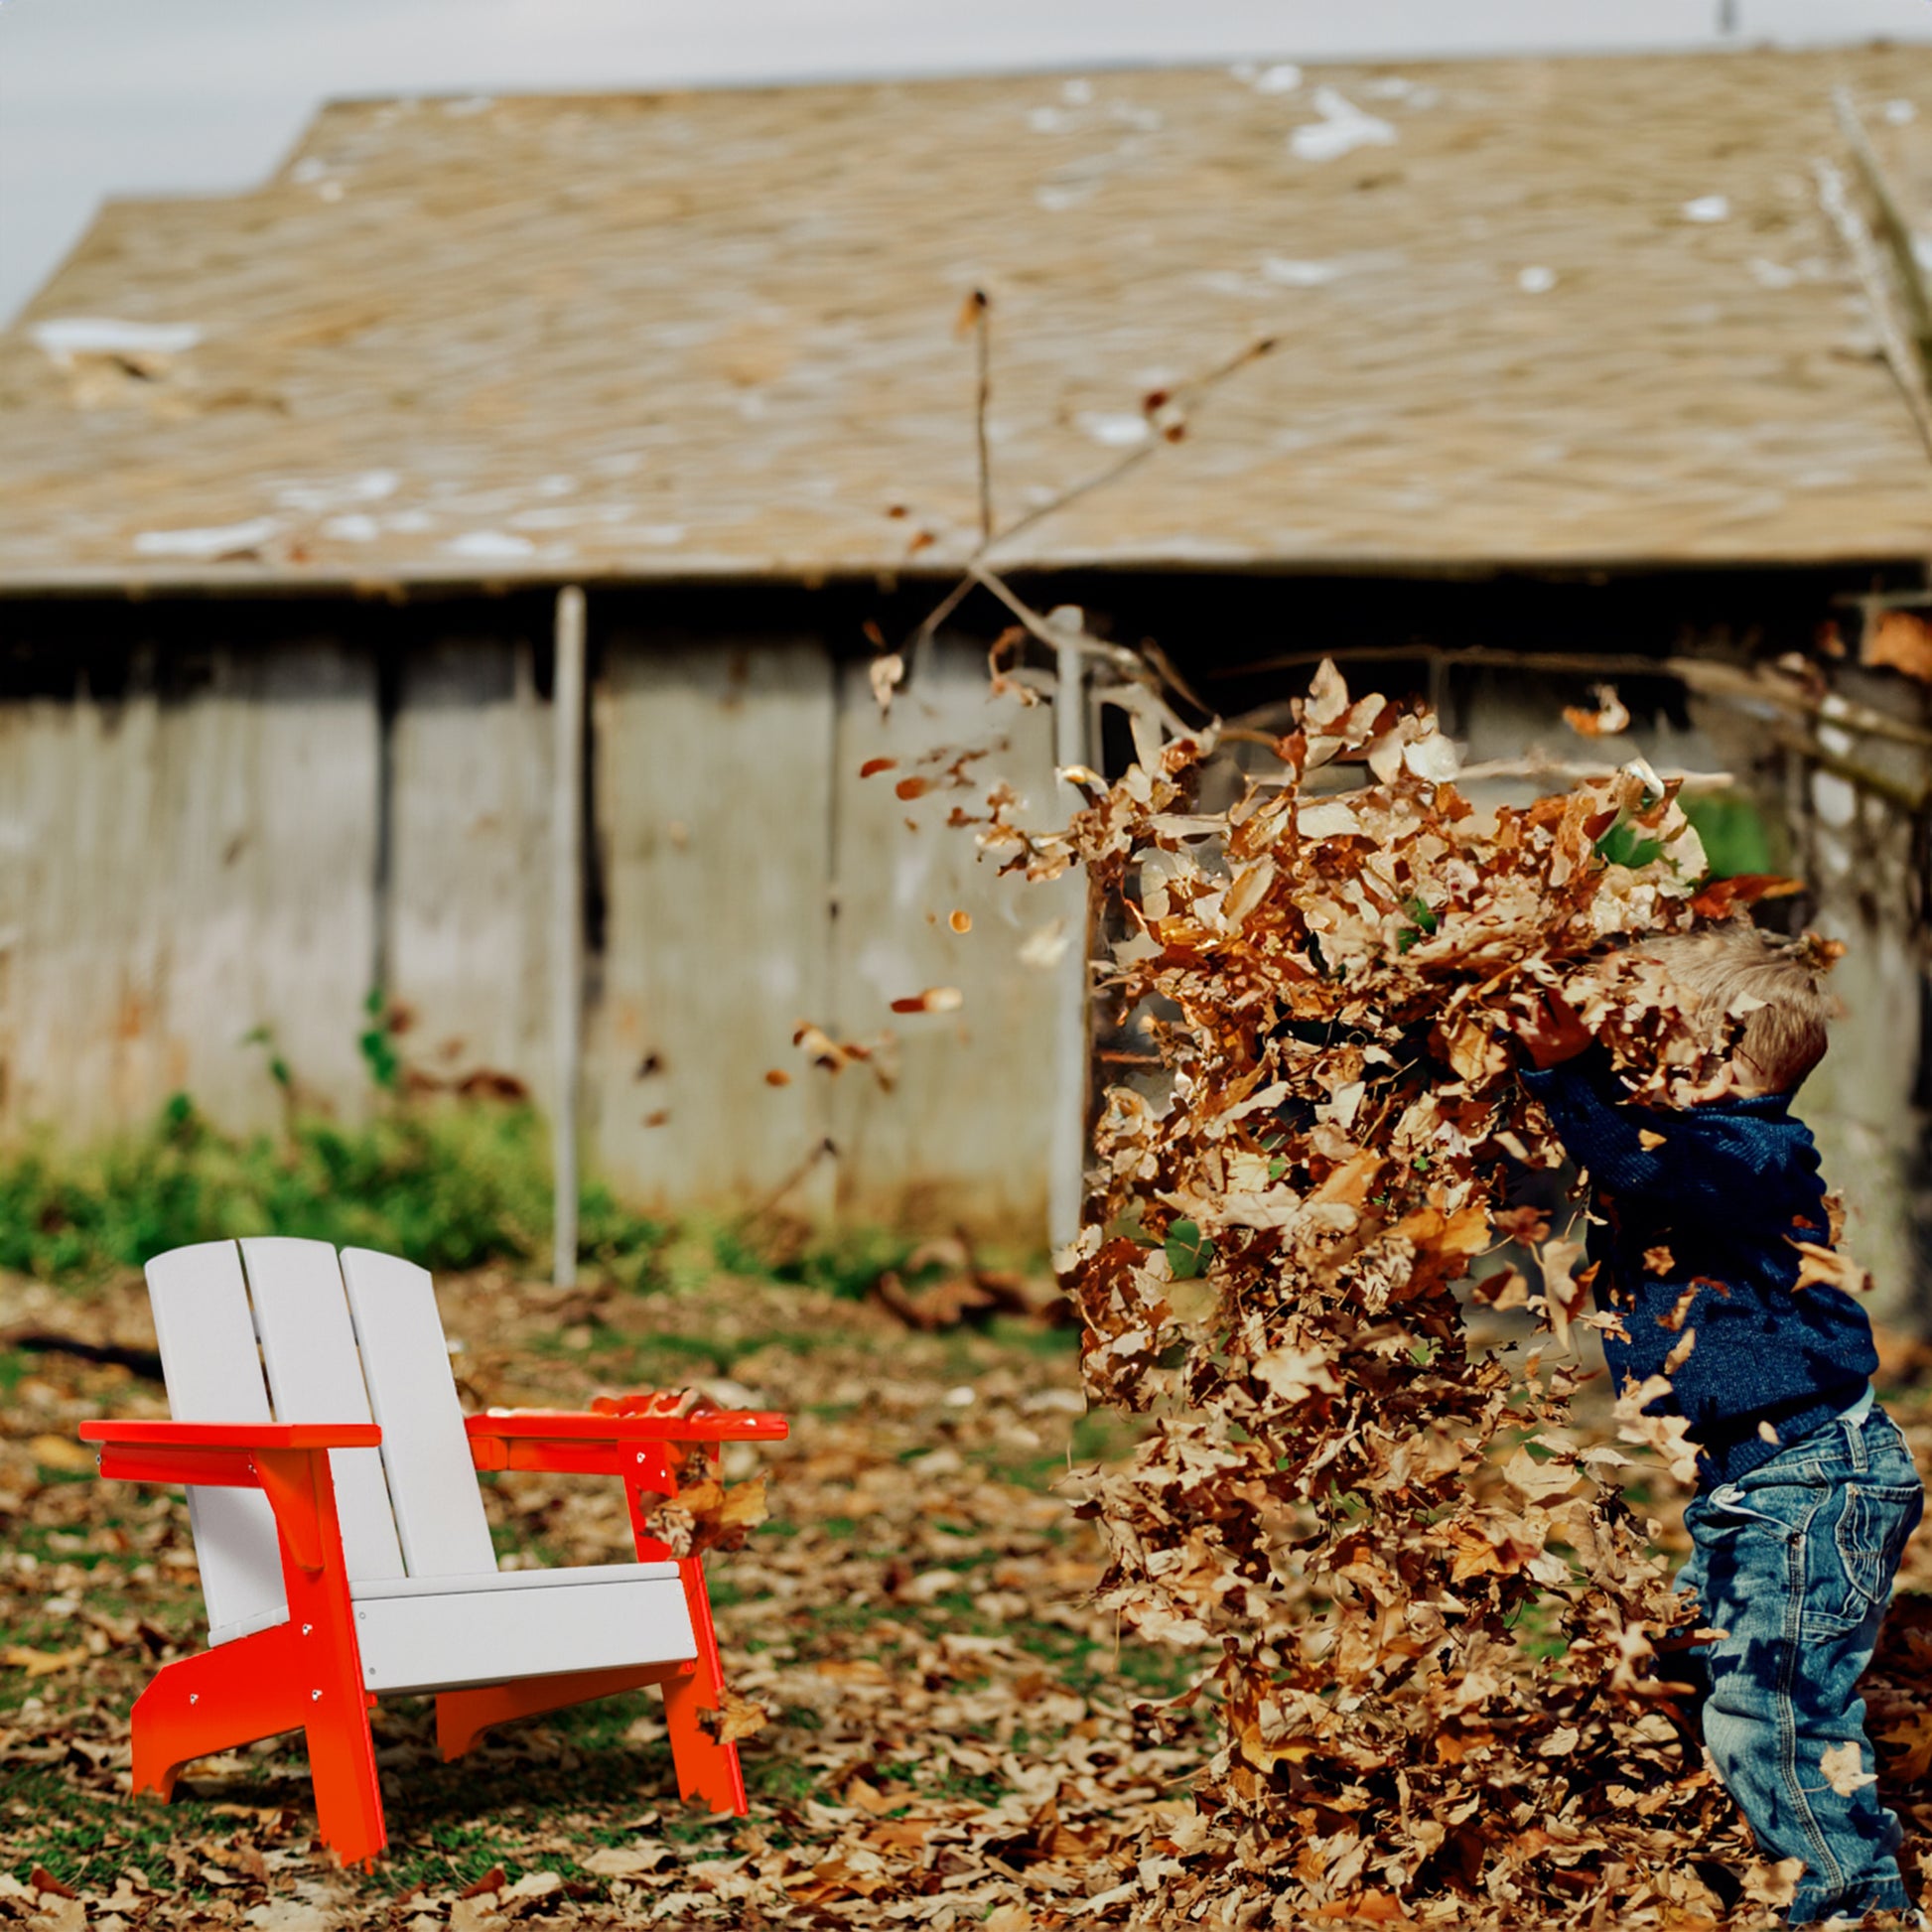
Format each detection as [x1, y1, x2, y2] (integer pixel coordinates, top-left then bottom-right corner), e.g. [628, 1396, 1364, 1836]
[5, 48, 1931, 592]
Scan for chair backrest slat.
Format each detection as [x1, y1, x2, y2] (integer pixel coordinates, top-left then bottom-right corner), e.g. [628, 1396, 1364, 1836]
[241, 1238, 406, 1584]
[340, 1247, 497, 1579]
[144, 1242, 287, 1639]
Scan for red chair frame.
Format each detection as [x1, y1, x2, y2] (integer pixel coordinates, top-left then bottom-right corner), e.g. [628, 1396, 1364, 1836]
[81, 1403, 786, 1865]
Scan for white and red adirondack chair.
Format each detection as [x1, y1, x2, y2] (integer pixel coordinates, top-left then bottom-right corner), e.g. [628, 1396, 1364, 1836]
[78, 1238, 785, 1865]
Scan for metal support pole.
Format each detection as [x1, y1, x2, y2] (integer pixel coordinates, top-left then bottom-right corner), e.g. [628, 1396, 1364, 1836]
[1048, 635, 1090, 1254]
[551, 586, 587, 1289]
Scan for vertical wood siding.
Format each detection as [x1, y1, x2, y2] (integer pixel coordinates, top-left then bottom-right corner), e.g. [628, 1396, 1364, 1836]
[0, 640, 379, 1140]
[826, 642, 1063, 1230]
[589, 633, 840, 1218]
[386, 630, 553, 1102]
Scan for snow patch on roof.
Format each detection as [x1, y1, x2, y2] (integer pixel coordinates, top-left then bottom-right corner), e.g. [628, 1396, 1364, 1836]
[1290, 89, 1397, 163]
[33, 318, 204, 364]
[134, 517, 280, 558]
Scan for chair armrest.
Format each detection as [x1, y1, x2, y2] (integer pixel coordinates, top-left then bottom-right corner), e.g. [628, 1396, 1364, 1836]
[466, 1408, 786, 1476]
[78, 1421, 376, 1575]
[466, 1410, 786, 1445]
[78, 1421, 382, 1449]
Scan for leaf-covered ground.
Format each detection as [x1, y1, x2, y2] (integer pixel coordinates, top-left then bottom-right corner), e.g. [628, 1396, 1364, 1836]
[6, 1267, 1932, 1930]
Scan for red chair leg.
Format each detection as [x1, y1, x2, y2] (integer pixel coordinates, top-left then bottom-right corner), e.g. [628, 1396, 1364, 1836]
[131, 1625, 306, 1801]
[662, 1556, 747, 1817]
[625, 1447, 749, 1816]
[129, 1615, 386, 1866]
[436, 1663, 678, 1761]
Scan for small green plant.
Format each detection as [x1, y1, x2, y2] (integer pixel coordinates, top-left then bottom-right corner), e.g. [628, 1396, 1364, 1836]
[357, 987, 402, 1091]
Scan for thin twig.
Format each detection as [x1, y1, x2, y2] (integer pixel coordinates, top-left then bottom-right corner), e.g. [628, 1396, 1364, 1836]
[967, 561, 1194, 740]
[985, 335, 1277, 564]
[902, 331, 1277, 664]
[1209, 642, 1932, 753]
[1815, 156, 1932, 466]
[1833, 89, 1932, 391]
[963, 288, 995, 545]
[1453, 755, 1736, 791]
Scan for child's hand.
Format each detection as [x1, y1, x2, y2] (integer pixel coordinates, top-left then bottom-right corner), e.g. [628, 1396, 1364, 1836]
[1505, 989, 1593, 1069]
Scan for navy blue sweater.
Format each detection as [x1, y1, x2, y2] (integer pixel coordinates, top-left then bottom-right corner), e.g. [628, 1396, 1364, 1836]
[1520, 1051, 1875, 1486]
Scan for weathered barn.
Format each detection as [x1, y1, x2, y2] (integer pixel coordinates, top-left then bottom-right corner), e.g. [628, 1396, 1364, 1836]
[2, 50, 1929, 1291]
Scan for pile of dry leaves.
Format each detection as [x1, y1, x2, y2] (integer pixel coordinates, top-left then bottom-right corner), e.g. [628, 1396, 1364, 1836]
[984, 661, 1860, 1924]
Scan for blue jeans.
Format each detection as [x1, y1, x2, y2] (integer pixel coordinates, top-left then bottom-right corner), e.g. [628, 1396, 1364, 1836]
[1678, 1401, 1923, 1926]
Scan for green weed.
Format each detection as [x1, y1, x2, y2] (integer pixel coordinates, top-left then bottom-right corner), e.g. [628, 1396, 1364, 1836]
[0, 1098, 665, 1286]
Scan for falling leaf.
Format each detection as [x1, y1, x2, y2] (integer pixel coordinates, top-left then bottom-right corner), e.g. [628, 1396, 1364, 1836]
[763, 1068, 791, 1087]
[948, 908, 972, 933]
[1789, 1240, 1870, 1295]
[1018, 917, 1071, 969]
[890, 987, 963, 1015]
[859, 756, 898, 778]
[870, 651, 905, 715]
[1502, 1446, 1581, 1502]
[1643, 1245, 1676, 1277]
[896, 775, 930, 800]
[1562, 683, 1631, 737]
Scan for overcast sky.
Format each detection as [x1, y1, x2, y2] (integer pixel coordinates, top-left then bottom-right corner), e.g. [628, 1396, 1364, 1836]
[4, 0, 1931, 322]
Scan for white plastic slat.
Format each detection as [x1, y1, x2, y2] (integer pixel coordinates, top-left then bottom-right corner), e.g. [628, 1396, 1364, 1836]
[143, 1242, 286, 1643]
[353, 1570, 696, 1696]
[338, 1247, 496, 1579]
[240, 1238, 405, 1584]
[350, 1559, 680, 1601]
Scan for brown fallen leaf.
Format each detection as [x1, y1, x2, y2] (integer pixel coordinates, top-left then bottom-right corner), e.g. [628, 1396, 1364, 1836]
[27, 1436, 95, 1473]
[4, 1646, 88, 1679]
[1863, 607, 1932, 682]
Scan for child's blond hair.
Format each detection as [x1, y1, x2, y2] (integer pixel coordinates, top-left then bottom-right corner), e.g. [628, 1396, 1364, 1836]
[1631, 923, 1832, 1097]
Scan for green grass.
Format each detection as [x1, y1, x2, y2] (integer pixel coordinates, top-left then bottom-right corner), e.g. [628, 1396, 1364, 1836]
[0, 1095, 666, 1287]
[0, 1096, 1051, 1302]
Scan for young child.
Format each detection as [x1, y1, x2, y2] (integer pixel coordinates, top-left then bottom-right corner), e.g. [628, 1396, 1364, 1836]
[1512, 922, 1924, 1930]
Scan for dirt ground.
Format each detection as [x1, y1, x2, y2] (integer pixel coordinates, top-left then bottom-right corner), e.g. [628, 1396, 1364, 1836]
[7, 1268, 1932, 1930]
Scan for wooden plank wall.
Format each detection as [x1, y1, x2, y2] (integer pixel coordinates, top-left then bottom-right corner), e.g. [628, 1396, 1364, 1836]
[0, 616, 1065, 1236]
[385, 628, 554, 1101]
[0, 638, 379, 1141]
[590, 633, 839, 1218]
[826, 643, 1066, 1230]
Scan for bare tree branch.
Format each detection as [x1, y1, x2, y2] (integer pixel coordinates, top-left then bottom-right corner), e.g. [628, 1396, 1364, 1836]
[901, 331, 1277, 663]
[958, 288, 995, 546]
